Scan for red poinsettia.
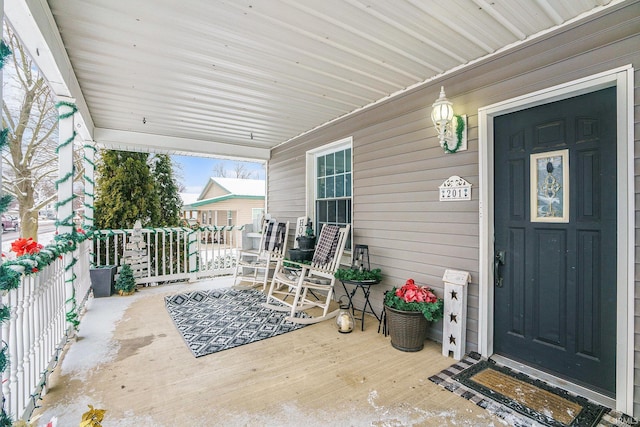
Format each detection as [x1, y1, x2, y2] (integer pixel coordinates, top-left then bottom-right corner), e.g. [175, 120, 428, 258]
[11, 237, 44, 257]
[385, 278, 444, 322]
[395, 278, 438, 304]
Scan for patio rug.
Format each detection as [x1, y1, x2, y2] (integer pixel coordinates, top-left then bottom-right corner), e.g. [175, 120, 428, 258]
[164, 288, 307, 357]
[429, 353, 636, 427]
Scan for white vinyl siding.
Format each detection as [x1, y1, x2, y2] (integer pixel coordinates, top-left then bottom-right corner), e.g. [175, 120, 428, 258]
[267, 4, 640, 416]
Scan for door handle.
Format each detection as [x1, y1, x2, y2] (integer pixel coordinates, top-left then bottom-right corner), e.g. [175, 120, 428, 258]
[494, 250, 505, 287]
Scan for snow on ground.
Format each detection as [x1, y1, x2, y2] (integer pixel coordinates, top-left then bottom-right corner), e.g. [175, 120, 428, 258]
[61, 279, 233, 381]
[35, 279, 235, 427]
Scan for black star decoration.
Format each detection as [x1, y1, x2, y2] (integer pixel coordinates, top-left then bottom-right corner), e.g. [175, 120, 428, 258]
[450, 290, 458, 300]
[450, 313, 457, 323]
[449, 335, 456, 345]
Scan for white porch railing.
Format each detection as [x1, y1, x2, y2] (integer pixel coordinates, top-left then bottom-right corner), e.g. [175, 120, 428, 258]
[1, 239, 91, 421]
[92, 225, 243, 284]
[0, 225, 246, 422]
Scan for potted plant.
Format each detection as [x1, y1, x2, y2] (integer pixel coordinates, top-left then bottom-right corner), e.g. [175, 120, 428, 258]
[334, 268, 382, 283]
[295, 219, 316, 250]
[115, 264, 137, 296]
[383, 278, 444, 352]
[89, 265, 117, 297]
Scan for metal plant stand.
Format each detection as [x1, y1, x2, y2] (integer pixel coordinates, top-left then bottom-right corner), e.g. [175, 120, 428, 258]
[339, 279, 381, 331]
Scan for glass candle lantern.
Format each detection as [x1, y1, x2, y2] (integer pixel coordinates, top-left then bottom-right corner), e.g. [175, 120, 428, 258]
[336, 302, 354, 333]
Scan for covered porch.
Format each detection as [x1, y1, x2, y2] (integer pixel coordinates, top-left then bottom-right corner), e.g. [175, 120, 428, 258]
[0, 0, 638, 425]
[31, 277, 500, 426]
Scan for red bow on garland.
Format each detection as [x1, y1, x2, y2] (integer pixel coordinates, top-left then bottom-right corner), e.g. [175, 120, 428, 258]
[11, 237, 43, 257]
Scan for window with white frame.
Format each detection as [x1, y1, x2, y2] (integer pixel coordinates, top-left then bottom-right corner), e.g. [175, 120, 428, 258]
[308, 138, 352, 250]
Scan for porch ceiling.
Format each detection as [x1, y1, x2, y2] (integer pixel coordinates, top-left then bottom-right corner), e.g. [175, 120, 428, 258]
[5, 0, 619, 160]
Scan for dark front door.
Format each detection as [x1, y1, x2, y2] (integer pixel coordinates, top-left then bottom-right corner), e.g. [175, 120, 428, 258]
[493, 87, 617, 396]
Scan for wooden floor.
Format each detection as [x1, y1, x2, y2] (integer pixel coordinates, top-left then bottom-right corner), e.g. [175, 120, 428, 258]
[31, 278, 503, 426]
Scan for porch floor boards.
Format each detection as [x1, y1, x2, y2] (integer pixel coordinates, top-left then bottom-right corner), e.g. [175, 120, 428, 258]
[31, 278, 501, 426]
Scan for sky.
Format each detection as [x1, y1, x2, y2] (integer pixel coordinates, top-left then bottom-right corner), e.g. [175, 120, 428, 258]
[172, 155, 265, 194]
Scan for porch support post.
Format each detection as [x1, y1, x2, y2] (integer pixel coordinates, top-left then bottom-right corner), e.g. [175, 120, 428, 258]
[0, 0, 4, 257]
[83, 140, 96, 231]
[56, 96, 76, 235]
[56, 96, 78, 334]
[188, 230, 198, 281]
[0, 1, 11, 423]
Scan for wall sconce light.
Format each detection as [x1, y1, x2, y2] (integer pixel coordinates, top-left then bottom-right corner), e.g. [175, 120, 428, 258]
[431, 86, 467, 154]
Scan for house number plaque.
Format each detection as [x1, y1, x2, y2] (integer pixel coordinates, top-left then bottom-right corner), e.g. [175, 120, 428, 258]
[439, 176, 472, 201]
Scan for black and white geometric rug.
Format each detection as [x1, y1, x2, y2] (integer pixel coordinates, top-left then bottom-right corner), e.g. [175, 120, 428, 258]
[165, 288, 307, 357]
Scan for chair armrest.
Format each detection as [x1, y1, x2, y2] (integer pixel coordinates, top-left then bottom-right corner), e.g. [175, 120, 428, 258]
[281, 259, 307, 269]
[237, 249, 260, 258]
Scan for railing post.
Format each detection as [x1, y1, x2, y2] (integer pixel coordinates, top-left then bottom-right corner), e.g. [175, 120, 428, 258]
[188, 227, 198, 281]
[83, 141, 96, 232]
[1, 290, 9, 418]
[8, 290, 17, 418]
[15, 285, 25, 414]
[25, 277, 35, 402]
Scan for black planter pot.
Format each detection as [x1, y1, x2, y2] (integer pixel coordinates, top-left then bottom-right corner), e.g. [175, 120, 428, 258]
[288, 248, 315, 262]
[296, 236, 316, 250]
[90, 265, 117, 297]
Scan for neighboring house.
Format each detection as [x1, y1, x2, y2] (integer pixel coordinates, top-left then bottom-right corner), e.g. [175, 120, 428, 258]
[268, 4, 638, 414]
[181, 177, 265, 229]
[179, 193, 200, 223]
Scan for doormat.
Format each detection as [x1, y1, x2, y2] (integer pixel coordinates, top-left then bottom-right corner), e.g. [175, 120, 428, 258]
[429, 353, 637, 427]
[165, 288, 307, 357]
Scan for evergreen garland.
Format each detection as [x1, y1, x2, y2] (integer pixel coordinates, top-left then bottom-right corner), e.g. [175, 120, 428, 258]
[65, 286, 79, 329]
[0, 343, 7, 377]
[0, 266, 21, 292]
[54, 100, 78, 120]
[0, 128, 9, 150]
[0, 229, 91, 285]
[0, 410, 11, 427]
[0, 41, 11, 70]
[443, 114, 466, 154]
[0, 195, 12, 217]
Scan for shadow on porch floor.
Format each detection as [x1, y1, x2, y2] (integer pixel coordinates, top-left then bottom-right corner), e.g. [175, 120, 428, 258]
[31, 277, 504, 426]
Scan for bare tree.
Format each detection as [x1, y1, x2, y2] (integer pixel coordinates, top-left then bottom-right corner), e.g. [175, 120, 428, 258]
[212, 161, 227, 177]
[211, 160, 259, 179]
[232, 162, 255, 179]
[2, 24, 84, 239]
[171, 157, 186, 192]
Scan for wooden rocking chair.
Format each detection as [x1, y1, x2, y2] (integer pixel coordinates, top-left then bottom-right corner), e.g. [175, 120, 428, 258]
[233, 220, 289, 290]
[263, 223, 350, 324]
